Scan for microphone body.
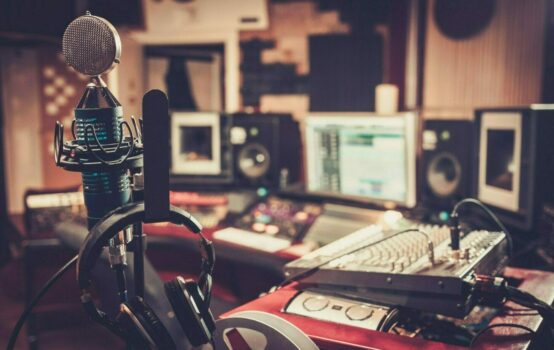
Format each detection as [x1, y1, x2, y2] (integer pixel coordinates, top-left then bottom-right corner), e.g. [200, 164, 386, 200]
[75, 84, 132, 228]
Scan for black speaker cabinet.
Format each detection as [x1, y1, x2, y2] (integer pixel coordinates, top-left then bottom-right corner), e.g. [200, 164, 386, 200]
[421, 120, 473, 210]
[231, 113, 301, 189]
[473, 106, 554, 232]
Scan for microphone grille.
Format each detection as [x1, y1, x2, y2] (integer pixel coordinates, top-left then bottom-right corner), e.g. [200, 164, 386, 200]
[62, 14, 121, 77]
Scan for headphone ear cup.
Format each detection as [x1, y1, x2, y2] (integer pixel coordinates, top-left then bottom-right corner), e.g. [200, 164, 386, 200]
[164, 276, 216, 346]
[117, 296, 176, 350]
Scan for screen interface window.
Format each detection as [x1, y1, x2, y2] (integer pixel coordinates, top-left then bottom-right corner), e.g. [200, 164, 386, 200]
[307, 119, 408, 203]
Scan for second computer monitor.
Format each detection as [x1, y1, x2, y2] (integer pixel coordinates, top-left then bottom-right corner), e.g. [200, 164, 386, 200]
[305, 112, 418, 208]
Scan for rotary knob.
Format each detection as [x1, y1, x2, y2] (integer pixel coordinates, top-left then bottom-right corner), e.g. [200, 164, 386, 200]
[345, 305, 373, 321]
[302, 296, 329, 312]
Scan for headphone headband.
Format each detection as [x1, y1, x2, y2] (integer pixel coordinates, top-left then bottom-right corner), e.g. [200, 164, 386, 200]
[77, 202, 202, 289]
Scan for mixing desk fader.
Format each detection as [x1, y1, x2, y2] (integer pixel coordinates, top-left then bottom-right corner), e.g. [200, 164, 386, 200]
[284, 224, 508, 318]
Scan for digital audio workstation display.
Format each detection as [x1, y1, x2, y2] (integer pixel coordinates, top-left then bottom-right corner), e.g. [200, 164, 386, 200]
[305, 113, 417, 207]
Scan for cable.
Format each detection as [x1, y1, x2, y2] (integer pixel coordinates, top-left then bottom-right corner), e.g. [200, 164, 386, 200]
[473, 276, 554, 347]
[278, 228, 432, 288]
[7, 255, 78, 350]
[504, 286, 554, 324]
[451, 198, 514, 258]
[474, 276, 554, 322]
[114, 265, 128, 303]
[469, 323, 534, 347]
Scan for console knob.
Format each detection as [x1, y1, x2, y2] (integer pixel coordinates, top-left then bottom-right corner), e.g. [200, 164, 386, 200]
[302, 296, 329, 312]
[252, 222, 266, 232]
[345, 305, 373, 321]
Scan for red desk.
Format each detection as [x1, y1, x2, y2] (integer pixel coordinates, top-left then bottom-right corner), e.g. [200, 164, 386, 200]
[144, 222, 302, 302]
[144, 220, 554, 349]
[220, 268, 554, 350]
[144, 222, 303, 275]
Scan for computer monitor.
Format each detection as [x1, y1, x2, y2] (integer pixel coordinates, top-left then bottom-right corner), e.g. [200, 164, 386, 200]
[476, 111, 522, 212]
[305, 112, 418, 208]
[170, 112, 234, 189]
[171, 112, 222, 175]
[474, 106, 554, 231]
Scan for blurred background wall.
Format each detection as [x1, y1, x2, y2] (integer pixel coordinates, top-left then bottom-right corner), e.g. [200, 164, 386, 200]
[423, 0, 546, 119]
[0, 0, 550, 213]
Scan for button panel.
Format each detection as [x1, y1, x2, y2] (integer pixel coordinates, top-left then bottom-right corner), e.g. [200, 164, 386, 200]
[303, 296, 329, 311]
[284, 290, 392, 331]
[346, 305, 373, 320]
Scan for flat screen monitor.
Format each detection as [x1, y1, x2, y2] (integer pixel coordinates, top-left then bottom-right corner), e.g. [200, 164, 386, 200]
[171, 112, 221, 175]
[477, 112, 522, 212]
[305, 112, 418, 208]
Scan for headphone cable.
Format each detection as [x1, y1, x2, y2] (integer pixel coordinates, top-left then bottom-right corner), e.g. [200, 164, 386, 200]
[7, 255, 78, 350]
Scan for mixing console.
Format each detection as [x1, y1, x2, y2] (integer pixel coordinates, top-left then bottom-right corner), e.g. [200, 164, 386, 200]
[284, 224, 508, 317]
[233, 196, 322, 241]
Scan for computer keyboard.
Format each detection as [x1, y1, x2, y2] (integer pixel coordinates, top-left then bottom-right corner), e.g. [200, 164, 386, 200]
[213, 227, 292, 253]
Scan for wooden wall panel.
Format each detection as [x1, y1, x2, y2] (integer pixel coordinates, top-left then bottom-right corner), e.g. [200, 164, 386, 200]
[423, 0, 547, 119]
[1, 48, 45, 213]
[37, 47, 83, 191]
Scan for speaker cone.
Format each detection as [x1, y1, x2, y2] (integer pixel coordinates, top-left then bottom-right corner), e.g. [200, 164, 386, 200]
[427, 152, 461, 198]
[238, 143, 271, 179]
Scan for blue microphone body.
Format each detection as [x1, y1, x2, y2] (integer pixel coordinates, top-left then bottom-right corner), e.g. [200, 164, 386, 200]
[75, 85, 132, 228]
[58, 14, 141, 229]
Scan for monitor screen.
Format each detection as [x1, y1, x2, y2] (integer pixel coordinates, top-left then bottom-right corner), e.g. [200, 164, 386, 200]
[180, 126, 214, 162]
[478, 112, 522, 212]
[485, 129, 515, 191]
[305, 113, 417, 207]
[171, 112, 221, 175]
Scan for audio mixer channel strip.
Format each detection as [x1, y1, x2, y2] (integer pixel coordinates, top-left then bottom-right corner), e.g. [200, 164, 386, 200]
[284, 225, 509, 317]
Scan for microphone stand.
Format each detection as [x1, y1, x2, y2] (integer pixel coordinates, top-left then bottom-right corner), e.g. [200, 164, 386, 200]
[131, 172, 146, 299]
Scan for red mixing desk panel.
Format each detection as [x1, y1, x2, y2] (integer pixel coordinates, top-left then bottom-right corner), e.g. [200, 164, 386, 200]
[219, 268, 554, 350]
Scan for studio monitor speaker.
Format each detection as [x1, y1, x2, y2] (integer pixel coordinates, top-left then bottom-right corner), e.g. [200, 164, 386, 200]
[230, 113, 301, 189]
[421, 120, 473, 209]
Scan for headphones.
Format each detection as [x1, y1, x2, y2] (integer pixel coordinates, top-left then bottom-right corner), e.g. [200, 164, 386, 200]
[77, 202, 216, 349]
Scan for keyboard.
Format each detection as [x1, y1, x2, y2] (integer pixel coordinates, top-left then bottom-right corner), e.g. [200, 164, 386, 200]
[213, 227, 292, 253]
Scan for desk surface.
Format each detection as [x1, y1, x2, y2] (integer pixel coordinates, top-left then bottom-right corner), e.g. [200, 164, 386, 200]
[221, 267, 554, 350]
[144, 222, 301, 275]
[144, 221, 554, 349]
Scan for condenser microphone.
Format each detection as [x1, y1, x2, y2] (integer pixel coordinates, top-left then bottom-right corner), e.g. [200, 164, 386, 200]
[57, 12, 142, 228]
